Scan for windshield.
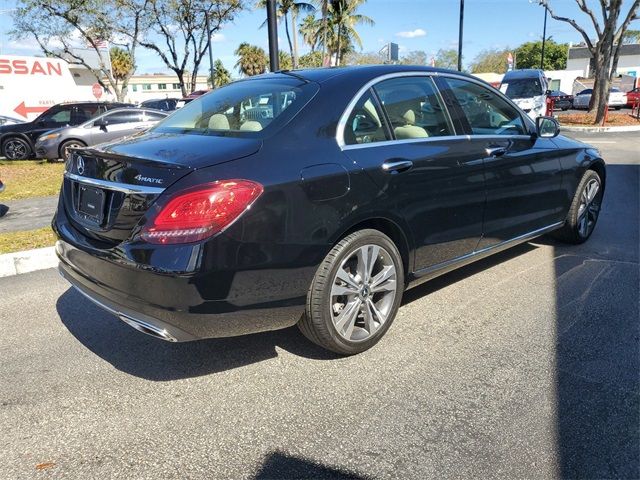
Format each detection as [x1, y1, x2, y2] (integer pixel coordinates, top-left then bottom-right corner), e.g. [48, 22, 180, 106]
[152, 77, 318, 137]
[501, 78, 544, 99]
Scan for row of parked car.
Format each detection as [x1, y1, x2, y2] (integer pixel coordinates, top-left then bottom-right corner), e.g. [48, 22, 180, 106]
[0, 88, 213, 161]
[549, 86, 640, 111]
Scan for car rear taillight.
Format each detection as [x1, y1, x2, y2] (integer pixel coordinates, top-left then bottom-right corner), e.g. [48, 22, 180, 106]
[141, 180, 263, 244]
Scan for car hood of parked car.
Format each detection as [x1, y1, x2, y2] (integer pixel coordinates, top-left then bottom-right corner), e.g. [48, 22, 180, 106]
[88, 131, 263, 169]
[0, 119, 39, 134]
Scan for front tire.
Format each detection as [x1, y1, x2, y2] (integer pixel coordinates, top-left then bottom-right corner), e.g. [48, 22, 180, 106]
[2, 137, 31, 160]
[60, 140, 86, 162]
[298, 229, 404, 355]
[552, 170, 603, 244]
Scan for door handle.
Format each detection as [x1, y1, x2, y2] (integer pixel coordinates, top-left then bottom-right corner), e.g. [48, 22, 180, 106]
[485, 146, 507, 157]
[382, 160, 413, 174]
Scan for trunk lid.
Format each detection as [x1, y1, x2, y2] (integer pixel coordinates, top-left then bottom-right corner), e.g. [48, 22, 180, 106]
[62, 131, 261, 244]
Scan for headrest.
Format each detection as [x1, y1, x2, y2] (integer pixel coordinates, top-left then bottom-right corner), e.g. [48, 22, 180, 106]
[402, 109, 416, 125]
[208, 114, 229, 130]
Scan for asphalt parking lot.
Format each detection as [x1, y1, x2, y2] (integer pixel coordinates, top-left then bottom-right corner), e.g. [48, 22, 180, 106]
[1, 131, 638, 479]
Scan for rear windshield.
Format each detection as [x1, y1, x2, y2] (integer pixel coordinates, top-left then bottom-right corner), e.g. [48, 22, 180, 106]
[152, 77, 318, 137]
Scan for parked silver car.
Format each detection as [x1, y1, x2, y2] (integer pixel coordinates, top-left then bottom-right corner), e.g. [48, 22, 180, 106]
[35, 108, 168, 161]
[572, 87, 627, 110]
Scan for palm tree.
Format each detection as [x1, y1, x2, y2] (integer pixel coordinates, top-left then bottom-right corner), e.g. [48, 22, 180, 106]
[211, 59, 232, 88]
[258, 0, 315, 68]
[234, 43, 268, 76]
[299, 14, 321, 52]
[328, 0, 374, 66]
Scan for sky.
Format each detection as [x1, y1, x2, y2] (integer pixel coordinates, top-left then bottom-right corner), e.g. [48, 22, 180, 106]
[0, 0, 634, 76]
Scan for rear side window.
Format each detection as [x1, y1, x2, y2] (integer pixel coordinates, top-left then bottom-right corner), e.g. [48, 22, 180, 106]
[103, 111, 142, 125]
[444, 78, 526, 136]
[74, 105, 100, 123]
[343, 89, 391, 145]
[153, 78, 318, 137]
[374, 76, 453, 139]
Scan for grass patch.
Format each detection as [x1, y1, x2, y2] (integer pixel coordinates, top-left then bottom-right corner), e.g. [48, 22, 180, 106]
[0, 227, 56, 254]
[558, 111, 640, 126]
[0, 160, 64, 201]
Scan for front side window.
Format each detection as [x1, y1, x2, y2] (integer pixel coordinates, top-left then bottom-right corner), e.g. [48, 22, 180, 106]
[374, 76, 453, 139]
[444, 78, 526, 136]
[343, 90, 390, 145]
[153, 77, 318, 137]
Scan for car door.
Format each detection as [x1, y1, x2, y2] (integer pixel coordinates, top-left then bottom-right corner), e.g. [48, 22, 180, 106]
[574, 89, 591, 109]
[91, 110, 143, 144]
[28, 106, 73, 144]
[340, 74, 487, 271]
[438, 76, 564, 250]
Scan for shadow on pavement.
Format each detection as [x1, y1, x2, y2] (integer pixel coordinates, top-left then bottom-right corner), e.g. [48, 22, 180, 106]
[553, 163, 639, 478]
[253, 451, 368, 480]
[57, 288, 340, 382]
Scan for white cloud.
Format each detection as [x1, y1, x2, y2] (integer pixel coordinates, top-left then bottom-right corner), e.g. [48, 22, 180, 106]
[396, 28, 426, 39]
[211, 33, 226, 43]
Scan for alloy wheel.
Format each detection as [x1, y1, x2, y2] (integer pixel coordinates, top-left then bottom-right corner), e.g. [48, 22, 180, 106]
[4, 139, 28, 160]
[577, 178, 601, 238]
[63, 142, 83, 161]
[330, 244, 397, 342]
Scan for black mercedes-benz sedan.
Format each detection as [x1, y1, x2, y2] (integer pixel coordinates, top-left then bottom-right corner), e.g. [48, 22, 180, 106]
[53, 65, 605, 355]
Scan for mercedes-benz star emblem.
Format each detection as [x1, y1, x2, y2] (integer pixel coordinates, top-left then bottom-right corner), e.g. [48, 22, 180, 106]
[77, 156, 85, 175]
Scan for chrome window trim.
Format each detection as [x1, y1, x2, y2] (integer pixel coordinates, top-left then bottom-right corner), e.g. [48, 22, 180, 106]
[64, 172, 165, 195]
[342, 134, 470, 151]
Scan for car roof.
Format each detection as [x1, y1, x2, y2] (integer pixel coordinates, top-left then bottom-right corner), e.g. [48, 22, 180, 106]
[250, 64, 483, 85]
[501, 69, 545, 80]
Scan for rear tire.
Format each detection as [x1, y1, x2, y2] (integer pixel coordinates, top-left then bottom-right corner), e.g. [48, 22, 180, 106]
[2, 137, 31, 160]
[551, 169, 603, 244]
[298, 229, 404, 355]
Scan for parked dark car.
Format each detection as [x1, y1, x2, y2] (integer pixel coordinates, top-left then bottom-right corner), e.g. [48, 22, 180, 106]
[54, 66, 606, 355]
[548, 90, 574, 110]
[0, 102, 134, 160]
[35, 108, 168, 161]
[140, 98, 180, 112]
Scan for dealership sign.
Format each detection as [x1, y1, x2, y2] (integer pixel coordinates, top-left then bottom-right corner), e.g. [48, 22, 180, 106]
[0, 55, 97, 120]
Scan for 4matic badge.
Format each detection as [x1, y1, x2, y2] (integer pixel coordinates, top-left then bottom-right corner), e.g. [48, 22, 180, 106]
[134, 174, 163, 184]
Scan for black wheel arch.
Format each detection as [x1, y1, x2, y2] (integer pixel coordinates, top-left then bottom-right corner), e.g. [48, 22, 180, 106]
[0, 132, 34, 151]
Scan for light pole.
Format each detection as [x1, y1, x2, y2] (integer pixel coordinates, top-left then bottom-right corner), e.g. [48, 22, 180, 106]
[457, 0, 464, 71]
[266, 0, 279, 71]
[540, 4, 548, 69]
[205, 11, 215, 88]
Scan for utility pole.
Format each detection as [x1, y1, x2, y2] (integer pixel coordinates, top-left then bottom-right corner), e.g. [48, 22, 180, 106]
[266, 0, 279, 71]
[457, 0, 464, 71]
[540, 4, 548, 69]
[205, 11, 215, 88]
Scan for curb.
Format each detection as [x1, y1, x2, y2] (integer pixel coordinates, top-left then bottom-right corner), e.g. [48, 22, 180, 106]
[560, 124, 640, 133]
[0, 246, 58, 278]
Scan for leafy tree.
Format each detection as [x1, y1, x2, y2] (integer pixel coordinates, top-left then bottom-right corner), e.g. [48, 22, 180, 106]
[327, 0, 375, 66]
[258, 0, 315, 69]
[279, 50, 293, 70]
[470, 48, 512, 74]
[298, 50, 324, 67]
[126, 0, 243, 97]
[234, 42, 268, 76]
[623, 29, 640, 43]
[211, 59, 232, 87]
[12, 0, 145, 101]
[434, 49, 458, 69]
[515, 39, 568, 70]
[538, 0, 640, 123]
[299, 14, 321, 52]
[345, 50, 384, 65]
[109, 47, 135, 90]
[400, 50, 428, 66]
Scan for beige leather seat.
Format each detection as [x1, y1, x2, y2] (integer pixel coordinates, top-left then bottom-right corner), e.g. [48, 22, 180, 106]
[384, 93, 429, 140]
[394, 109, 429, 139]
[208, 114, 230, 130]
[239, 120, 263, 131]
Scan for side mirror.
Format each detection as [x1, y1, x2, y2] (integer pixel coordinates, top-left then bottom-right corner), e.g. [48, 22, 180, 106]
[94, 119, 108, 131]
[536, 116, 560, 138]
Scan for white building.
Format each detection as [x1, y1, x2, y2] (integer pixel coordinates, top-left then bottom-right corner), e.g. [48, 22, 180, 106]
[125, 74, 209, 103]
[566, 43, 640, 78]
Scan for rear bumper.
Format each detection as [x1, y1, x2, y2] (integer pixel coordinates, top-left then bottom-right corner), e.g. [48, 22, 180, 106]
[56, 240, 307, 342]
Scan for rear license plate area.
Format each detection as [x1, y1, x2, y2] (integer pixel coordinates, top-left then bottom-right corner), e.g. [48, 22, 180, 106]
[77, 185, 105, 223]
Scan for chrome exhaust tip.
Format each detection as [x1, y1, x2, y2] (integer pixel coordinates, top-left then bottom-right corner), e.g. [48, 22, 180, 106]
[118, 313, 178, 342]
